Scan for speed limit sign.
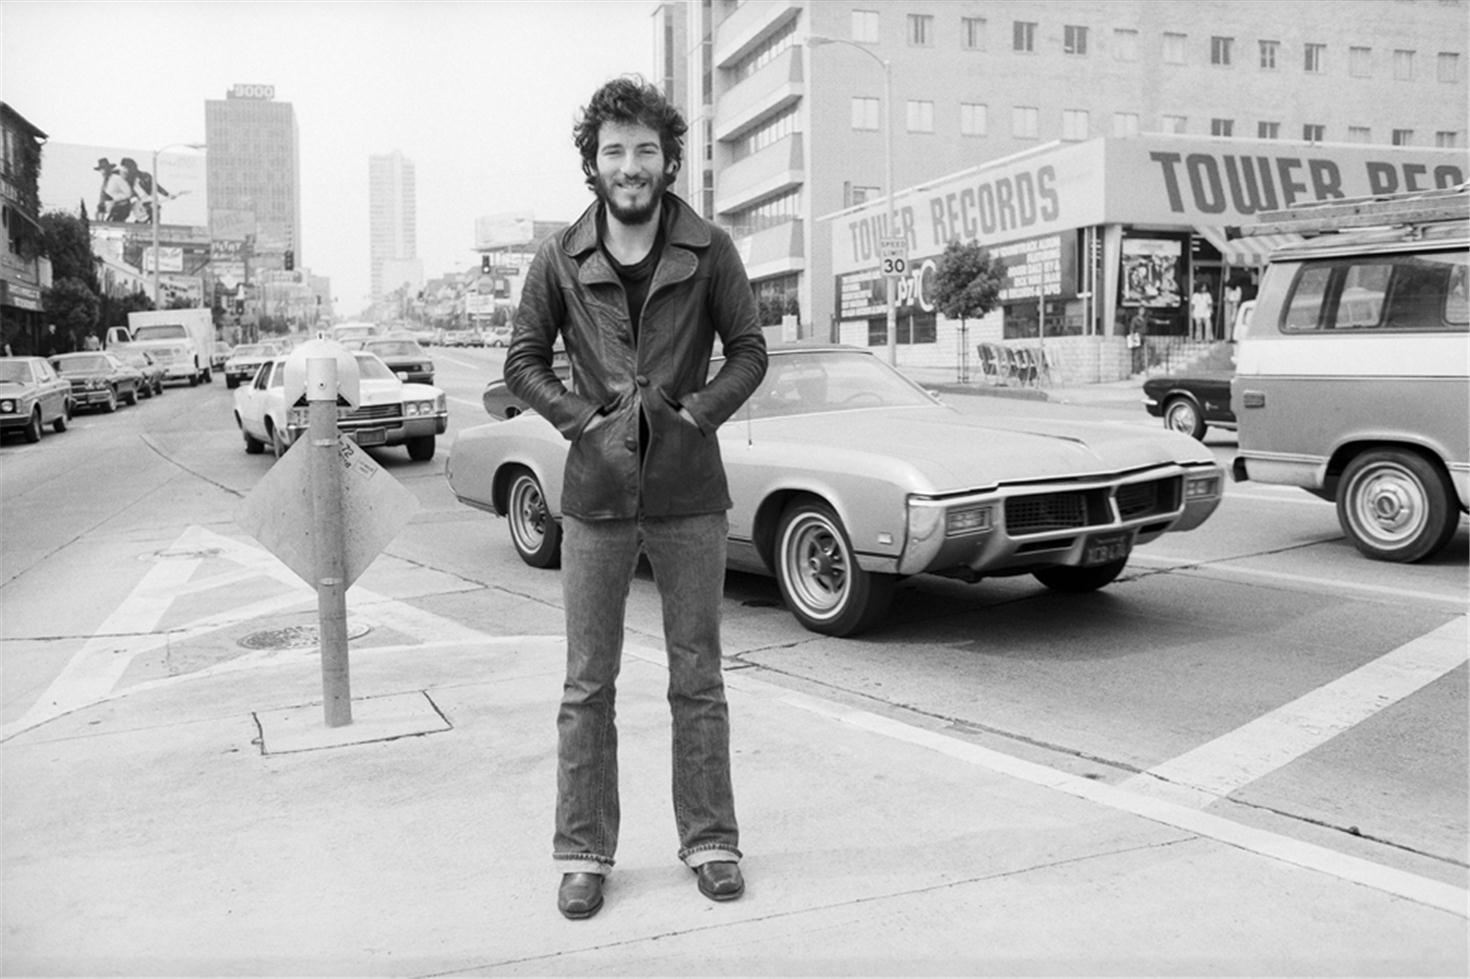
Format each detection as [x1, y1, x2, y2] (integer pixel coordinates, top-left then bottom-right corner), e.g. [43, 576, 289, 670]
[879, 236, 908, 277]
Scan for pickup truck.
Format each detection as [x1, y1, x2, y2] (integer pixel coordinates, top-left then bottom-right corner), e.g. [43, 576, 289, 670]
[107, 308, 216, 385]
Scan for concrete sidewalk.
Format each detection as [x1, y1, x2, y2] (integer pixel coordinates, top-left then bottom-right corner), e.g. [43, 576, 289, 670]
[3, 550, 1465, 977]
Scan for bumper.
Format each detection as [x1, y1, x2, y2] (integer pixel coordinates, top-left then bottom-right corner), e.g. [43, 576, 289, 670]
[70, 388, 115, 407]
[0, 408, 36, 430]
[886, 464, 1225, 577]
[288, 412, 448, 448]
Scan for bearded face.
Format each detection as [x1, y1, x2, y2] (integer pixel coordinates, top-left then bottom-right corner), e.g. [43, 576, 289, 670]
[594, 120, 675, 227]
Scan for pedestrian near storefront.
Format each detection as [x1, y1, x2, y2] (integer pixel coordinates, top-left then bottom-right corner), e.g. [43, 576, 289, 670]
[503, 75, 768, 921]
[1190, 282, 1214, 342]
[1128, 308, 1148, 375]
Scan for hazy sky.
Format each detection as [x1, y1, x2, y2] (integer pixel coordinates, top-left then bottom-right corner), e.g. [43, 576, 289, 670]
[3, 0, 661, 311]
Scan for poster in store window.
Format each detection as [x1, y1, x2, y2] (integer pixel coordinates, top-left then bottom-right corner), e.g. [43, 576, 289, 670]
[1121, 237, 1182, 308]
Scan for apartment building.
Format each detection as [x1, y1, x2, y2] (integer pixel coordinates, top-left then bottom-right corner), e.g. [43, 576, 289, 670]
[369, 150, 420, 301]
[667, 0, 1468, 374]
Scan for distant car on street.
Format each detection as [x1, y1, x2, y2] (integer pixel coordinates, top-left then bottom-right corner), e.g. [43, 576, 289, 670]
[351, 336, 435, 384]
[447, 344, 1225, 636]
[116, 348, 166, 398]
[485, 324, 513, 347]
[49, 351, 146, 413]
[222, 342, 281, 389]
[233, 351, 448, 460]
[0, 356, 72, 442]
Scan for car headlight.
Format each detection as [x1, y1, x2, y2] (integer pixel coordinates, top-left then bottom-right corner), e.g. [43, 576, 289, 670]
[946, 505, 994, 536]
[87, 378, 107, 390]
[1184, 474, 1221, 500]
[1, 399, 14, 413]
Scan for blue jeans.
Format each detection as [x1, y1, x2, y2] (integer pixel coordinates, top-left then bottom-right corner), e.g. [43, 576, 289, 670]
[554, 512, 741, 876]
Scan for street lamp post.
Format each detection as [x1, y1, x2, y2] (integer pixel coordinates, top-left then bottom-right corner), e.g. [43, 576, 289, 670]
[150, 142, 206, 306]
[806, 34, 897, 365]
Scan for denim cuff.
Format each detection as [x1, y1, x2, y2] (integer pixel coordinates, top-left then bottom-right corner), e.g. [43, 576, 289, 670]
[681, 844, 742, 869]
[554, 855, 613, 877]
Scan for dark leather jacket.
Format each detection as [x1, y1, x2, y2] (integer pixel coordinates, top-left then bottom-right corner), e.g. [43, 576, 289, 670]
[503, 194, 768, 520]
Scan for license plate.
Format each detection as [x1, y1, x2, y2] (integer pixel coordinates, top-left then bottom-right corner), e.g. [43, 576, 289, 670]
[1083, 531, 1131, 566]
[351, 428, 386, 446]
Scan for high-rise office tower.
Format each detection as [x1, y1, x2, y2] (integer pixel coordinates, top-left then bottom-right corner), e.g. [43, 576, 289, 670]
[204, 83, 301, 271]
[369, 151, 418, 301]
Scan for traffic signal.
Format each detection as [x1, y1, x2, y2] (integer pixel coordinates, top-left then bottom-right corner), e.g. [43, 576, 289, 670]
[481, 254, 491, 274]
[284, 250, 294, 271]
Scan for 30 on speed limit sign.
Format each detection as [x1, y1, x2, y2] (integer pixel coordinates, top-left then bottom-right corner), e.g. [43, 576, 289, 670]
[879, 236, 908, 277]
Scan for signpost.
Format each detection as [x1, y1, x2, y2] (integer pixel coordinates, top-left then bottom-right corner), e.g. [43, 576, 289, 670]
[237, 338, 419, 731]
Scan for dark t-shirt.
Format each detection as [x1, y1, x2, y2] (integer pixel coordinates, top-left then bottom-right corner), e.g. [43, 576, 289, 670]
[601, 217, 664, 341]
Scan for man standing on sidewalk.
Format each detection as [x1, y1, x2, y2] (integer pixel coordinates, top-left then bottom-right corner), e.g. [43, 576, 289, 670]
[504, 75, 768, 921]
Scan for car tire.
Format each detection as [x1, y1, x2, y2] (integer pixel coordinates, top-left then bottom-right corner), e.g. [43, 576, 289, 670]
[22, 408, 41, 443]
[1163, 396, 1206, 440]
[102, 389, 118, 413]
[506, 467, 562, 568]
[226, 376, 239, 389]
[154, 379, 164, 396]
[775, 498, 895, 637]
[1033, 557, 1129, 593]
[124, 385, 139, 406]
[52, 403, 69, 433]
[1336, 449, 1458, 563]
[268, 421, 288, 458]
[406, 434, 436, 462]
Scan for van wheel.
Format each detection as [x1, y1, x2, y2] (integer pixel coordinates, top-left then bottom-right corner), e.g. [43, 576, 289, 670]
[775, 498, 894, 636]
[1163, 396, 1205, 440]
[506, 467, 561, 568]
[1337, 449, 1458, 562]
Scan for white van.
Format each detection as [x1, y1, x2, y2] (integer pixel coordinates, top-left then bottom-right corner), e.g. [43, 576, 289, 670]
[1231, 189, 1468, 562]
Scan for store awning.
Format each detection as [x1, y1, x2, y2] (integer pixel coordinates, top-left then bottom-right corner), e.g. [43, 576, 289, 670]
[1195, 226, 1305, 266]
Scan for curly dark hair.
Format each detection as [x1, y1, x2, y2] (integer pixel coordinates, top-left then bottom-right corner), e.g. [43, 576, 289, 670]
[573, 75, 687, 192]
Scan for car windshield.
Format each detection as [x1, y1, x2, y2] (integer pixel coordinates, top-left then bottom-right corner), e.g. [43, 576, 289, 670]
[353, 352, 396, 380]
[366, 341, 422, 356]
[0, 361, 34, 383]
[54, 354, 110, 373]
[737, 350, 936, 420]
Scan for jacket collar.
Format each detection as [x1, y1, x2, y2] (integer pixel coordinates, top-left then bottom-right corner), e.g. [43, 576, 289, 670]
[561, 191, 710, 259]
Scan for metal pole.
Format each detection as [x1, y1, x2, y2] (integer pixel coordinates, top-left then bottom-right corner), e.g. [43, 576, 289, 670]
[306, 355, 352, 727]
[883, 58, 897, 367]
[151, 149, 161, 306]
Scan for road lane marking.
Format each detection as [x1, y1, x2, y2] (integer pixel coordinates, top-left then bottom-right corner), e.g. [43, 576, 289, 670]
[724, 670, 1468, 918]
[1130, 553, 1467, 606]
[1121, 618, 1468, 801]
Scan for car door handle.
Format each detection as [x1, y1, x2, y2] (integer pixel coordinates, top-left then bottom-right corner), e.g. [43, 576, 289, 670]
[1241, 390, 1266, 408]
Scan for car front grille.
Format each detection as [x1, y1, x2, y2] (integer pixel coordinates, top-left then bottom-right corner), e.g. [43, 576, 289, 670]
[1006, 492, 1091, 533]
[1117, 477, 1181, 520]
[342, 403, 400, 424]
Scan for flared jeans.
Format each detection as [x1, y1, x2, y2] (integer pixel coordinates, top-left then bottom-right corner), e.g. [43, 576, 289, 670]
[553, 512, 741, 876]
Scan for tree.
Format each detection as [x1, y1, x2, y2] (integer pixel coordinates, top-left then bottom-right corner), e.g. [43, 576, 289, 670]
[932, 239, 1006, 381]
[39, 210, 100, 293]
[41, 278, 100, 342]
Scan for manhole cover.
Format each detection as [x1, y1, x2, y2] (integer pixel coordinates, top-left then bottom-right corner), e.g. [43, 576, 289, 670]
[239, 620, 372, 650]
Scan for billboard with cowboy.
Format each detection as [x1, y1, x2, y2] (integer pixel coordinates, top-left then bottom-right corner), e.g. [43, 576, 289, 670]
[38, 142, 207, 227]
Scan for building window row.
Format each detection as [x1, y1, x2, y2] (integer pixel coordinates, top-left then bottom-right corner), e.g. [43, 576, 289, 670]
[843, 11, 1462, 81]
[845, 99, 1464, 147]
[726, 187, 802, 237]
[731, 105, 800, 161]
[730, 16, 797, 82]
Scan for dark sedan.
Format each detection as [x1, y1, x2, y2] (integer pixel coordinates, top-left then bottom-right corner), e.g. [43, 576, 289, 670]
[1142, 371, 1235, 441]
[117, 349, 166, 397]
[354, 337, 435, 384]
[49, 352, 146, 413]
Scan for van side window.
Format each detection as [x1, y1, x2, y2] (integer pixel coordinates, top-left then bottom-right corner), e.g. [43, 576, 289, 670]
[1283, 265, 1332, 330]
[1281, 253, 1469, 333]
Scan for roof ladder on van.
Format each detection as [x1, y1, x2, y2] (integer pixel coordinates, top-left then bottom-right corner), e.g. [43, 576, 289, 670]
[1234, 183, 1470, 238]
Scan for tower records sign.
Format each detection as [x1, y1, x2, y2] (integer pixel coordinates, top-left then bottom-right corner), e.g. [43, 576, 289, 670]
[229, 83, 275, 100]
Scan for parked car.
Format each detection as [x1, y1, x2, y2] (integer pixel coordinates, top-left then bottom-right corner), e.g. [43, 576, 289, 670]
[0, 356, 72, 442]
[1142, 372, 1235, 440]
[233, 351, 448, 460]
[485, 324, 513, 348]
[446, 345, 1225, 636]
[353, 336, 435, 384]
[211, 341, 232, 375]
[116, 348, 166, 397]
[49, 351, 145, 413]
[222, 342, 281, 389]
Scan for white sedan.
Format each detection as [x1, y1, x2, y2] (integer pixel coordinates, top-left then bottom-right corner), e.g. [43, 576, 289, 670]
[233, 351, 448, 461]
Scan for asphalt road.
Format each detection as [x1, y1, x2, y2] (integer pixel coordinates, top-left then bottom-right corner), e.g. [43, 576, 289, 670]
[2, 347, 1466, 897]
